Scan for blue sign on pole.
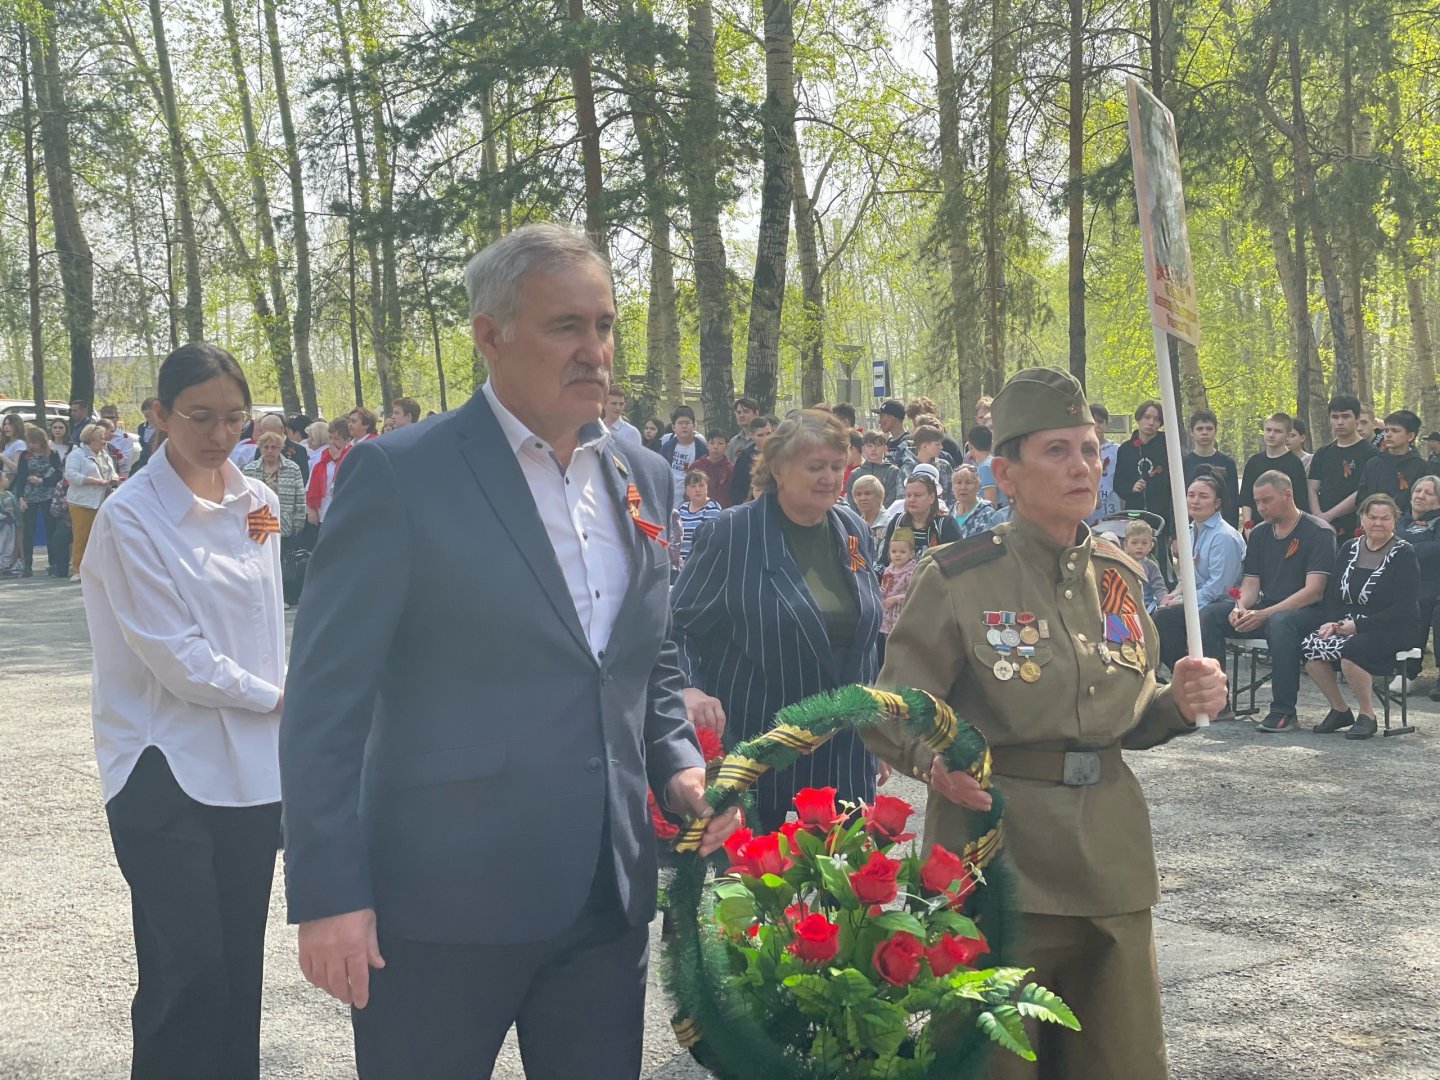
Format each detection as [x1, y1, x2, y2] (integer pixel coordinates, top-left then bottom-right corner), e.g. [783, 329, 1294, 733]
[871, 359, 888, 400]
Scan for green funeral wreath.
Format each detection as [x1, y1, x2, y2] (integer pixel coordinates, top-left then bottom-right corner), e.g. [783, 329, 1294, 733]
[661, 684, 1078, 1079]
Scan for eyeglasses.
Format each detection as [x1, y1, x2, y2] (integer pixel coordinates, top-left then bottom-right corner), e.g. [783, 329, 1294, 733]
[172, 409, 249, 434]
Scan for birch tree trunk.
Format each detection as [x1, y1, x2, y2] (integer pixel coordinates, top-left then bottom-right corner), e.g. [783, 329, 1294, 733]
[146, 0, 201, 343]
[220, 0, 300, 413]
[264, 0, 318, 416]
[742, 0, 797, 414]
[684, 0, 735, 431]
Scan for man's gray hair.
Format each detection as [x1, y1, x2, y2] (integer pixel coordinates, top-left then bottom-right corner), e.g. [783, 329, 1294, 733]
[464, 223, 612, 336]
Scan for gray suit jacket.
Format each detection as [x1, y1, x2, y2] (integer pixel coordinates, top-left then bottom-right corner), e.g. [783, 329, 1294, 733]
[280, 390, 703, 944]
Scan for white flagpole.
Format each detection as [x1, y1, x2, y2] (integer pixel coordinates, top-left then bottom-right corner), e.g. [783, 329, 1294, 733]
[1152, 328, 1209, 726]
[1128, 76, 1209, 725]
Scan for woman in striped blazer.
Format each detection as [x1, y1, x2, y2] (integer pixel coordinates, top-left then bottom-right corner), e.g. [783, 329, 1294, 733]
[672, 410, 884, 830]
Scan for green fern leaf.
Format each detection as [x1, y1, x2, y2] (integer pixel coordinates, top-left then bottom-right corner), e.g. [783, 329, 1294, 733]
[978, 1004, 1036, 1061]
[1017, 983, 1080, 1030]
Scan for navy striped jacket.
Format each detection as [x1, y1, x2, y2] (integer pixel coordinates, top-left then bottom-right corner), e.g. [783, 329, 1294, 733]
[671, 492, 883, 825]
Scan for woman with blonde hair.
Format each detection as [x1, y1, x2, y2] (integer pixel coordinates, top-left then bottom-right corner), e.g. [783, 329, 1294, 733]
[65, 421, 120, 580]
[305, 420, 329, 471]
[672, 409, 885, 829]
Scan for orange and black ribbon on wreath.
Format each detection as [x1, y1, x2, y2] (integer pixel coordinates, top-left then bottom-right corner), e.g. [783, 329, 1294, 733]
[246, 506, 280, 545]
[626, 483, 667, 546]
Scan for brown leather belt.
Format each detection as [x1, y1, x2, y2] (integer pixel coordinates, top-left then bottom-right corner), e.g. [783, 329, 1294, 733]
[989, 745, 1123, 786]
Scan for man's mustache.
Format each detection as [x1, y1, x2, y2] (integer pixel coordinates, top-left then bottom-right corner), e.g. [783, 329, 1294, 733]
[562, 364, 609, 390]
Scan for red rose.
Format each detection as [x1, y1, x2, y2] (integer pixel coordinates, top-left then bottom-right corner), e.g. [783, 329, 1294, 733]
[919, 844, 978, 906]
[695, 726, 725, 762]
[926, 932, 989, 977]
[793, 786, 843, 830]
[788, 913, 840, 964]
[722, 827, 753, 866]
[863, 794, 915, 844]
[872, 931, 924, 986]
[778, 819, 804, 851]
[848, 850, 901, 906]
[784, 900, 809, 922]
[1227, 587, 1241, 600]
[726, 831, 793, 879]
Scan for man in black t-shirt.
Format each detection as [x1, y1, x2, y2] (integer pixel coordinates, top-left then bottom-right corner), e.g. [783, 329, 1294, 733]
[1199, 470, 1336, 732]
[1355, 409, 1429, 517]
[1239, 412, 1310, 531]
[1182, 408, 1240, 528]
[1308, 394, 1376, 540]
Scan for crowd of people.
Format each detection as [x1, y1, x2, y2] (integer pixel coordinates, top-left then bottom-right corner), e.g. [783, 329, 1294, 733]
[27, 221, 1436, 1080]
[0, 393, 429, 599]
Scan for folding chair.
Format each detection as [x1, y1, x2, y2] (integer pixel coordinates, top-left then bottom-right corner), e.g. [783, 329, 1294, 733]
[1370, 649, 1421, 737]
[1226, 638, 1272, 718]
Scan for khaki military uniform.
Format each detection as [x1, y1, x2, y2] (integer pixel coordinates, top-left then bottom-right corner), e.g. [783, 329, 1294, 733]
[863, 513, 1193, 1080]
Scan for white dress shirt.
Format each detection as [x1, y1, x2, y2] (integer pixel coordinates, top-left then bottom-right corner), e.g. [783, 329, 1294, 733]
[81, 441, 286, 806]
[483, 381, 629, 657]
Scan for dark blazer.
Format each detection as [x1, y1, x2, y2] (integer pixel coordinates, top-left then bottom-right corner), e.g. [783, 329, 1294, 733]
[671, 492, 882, 825]
[280, 391, 703, 945]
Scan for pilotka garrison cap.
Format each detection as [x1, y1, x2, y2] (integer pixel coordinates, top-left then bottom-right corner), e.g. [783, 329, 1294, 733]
[991, 367, 1092, 448]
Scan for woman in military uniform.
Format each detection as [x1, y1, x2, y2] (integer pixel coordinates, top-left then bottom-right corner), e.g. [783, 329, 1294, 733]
[862, 367, 1227, 1080]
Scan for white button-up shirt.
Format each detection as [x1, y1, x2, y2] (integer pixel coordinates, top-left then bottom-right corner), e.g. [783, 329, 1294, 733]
[484, 381, 629, 657]
[81, 441, 286, 806]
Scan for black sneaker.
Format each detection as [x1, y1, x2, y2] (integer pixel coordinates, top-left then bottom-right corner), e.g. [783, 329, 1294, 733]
[1345, 714, 1378, 740]
[1314, 708, 1355, 734]
[1258, 710, 1299, 733]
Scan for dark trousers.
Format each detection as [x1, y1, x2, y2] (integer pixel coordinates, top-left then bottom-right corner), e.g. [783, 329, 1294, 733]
[105, 746, 281, 1080]
[1198, 599, 1324, 712]
[353, 857, 648, 1080]
[21, 499, 68, 574]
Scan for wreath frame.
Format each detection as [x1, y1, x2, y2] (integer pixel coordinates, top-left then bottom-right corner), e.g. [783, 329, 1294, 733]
[662, 685, 1027, 1080]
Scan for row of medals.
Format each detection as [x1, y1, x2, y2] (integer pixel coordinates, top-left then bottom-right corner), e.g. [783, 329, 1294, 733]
[983, 612, 1045, 683]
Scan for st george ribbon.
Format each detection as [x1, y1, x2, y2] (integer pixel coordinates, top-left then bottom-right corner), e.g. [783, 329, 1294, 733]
[1127, 77, 1209, 725]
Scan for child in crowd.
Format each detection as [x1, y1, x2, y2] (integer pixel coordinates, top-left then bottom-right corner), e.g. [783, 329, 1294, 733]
[911, 425, 953, 493]
[1123, 519, 1167, 613]
[691, 432, 734, 509]
[669, 470, 722, 574]
[877, 528, 917, 664]
[846, 431, 903, 510]
[0, 471, 19, 574]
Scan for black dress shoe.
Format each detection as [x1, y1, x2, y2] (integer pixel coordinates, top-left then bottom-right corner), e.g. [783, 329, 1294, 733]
[1345, 714, 1378, 740]
[1314, 708, 1355, 734]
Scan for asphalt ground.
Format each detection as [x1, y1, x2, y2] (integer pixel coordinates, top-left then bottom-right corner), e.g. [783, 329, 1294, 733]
[3, 567, 1438, 1078]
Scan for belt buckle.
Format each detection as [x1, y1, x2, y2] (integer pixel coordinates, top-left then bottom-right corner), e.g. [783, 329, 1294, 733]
[1062, 751, 1102, 786]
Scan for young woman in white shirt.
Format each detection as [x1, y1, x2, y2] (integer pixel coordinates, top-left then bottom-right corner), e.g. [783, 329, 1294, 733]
[80, 342, 285, 1080]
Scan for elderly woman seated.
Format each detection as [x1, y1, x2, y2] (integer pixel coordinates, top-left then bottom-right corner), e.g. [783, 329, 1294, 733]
[1397, 474, 1440, 697]
[1303, 493, 1419, 740]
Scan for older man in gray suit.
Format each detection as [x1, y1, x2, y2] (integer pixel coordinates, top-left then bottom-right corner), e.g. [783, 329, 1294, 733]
[279, 224, 740, 1080]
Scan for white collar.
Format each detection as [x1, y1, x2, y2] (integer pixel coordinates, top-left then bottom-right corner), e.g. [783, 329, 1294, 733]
[149, 441, 256, 524]
[482, 380, 607, 457]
